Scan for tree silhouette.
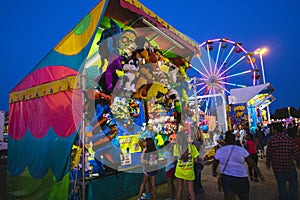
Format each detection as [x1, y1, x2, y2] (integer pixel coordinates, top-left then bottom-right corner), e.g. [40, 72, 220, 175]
[271, 107, 300, 119]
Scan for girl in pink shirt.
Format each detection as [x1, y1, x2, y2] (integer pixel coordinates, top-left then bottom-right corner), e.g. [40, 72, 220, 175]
[244, 134, 259, 181]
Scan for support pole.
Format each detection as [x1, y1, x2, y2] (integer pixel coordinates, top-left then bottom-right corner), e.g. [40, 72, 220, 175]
[259, 52, 271, 124]
[193, 77, 199, 126]
[81, 66, 86, 200]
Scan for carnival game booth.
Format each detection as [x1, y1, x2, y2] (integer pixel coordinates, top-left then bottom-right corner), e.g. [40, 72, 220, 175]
[7, 0, 201, 199]
[228, 83, 275, 132]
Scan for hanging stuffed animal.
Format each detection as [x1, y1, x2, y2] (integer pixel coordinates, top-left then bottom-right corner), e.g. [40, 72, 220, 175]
[200, 119, 209, 133]
[95, 27, 137, 95]
[174, 74, 190, 106]
[122, 54, 140, 94]
[95, 55, 125, 94]
[169, 56, 190, 81]
[165, 89, 182, 125]
[166, 64, 180, 88]
[134, 36, 151, 64]
[118, 26, 137, 57]
[97, 18, 122, 71]
[134, 36, 157, 93]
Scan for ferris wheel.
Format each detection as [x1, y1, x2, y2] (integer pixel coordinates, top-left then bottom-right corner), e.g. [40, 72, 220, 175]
[187, 38, 260, 113]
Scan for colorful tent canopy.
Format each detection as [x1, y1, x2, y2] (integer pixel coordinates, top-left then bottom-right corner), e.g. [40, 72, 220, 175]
[7, 0, 199, 199]
[228, 83, 275, 105]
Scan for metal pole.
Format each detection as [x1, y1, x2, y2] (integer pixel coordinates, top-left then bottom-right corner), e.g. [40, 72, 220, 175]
[260, 53, 271, 124]
[221, 94, 228, 132]
[193, 77, 199, 126]
[81, 66, 86, 200]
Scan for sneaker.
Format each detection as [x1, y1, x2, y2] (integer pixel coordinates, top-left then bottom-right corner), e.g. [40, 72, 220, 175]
[141, 192, 152, 199]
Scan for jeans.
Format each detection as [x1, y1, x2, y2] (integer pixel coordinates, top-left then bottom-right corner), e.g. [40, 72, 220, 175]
[274, 168, 298, 200]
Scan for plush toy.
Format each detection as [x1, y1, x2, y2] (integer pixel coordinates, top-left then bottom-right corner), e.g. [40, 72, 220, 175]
[128, 98, 140, 118]
[154, 70, 168, 86]
[134, 36, 151, 63]
[134, 36, 157, 93]
[155, 133, 165, 147]
[168, 133, 177, 143]
[111, 96, 130, 119]
[134, 63, 155, 94]
[169, 57, 190, 81]
[200, 119, 209, 133]
[132, 83, 152, 100]
[166, 64, 179, 88]
[145, 82, 169, 103]
[97, 18, 122, 70]
[122, 55, 140, 94]
[138, 123, 154, 140]
[174, 74, 190, 105]
[118, 26, 137, 57]
[96, 55, 125, 94]
[96, 27, 137, 95]
[164, 89, 182, 124]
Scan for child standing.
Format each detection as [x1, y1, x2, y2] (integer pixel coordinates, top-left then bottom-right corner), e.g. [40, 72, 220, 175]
[174, 132, 199, 200]
[244, 133, 259, 181]
[162, 141, 176, 200]
[138, 138, 158, 200]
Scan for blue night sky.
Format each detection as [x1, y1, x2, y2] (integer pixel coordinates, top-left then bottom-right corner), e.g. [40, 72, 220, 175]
[1, 0, 299, 113]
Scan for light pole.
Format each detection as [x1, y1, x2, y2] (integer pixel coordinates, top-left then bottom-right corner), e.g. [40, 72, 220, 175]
[254, 47, 271, 124]
[288, 107, 291, 118]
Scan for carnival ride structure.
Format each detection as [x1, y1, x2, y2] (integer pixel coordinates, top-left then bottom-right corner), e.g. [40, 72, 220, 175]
[188, 38, 262, 113]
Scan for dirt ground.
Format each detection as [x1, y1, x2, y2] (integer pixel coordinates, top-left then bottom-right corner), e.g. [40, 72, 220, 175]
[127, 157, 300, 200]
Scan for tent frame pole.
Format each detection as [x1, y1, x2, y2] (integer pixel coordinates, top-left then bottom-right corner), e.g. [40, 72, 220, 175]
[81, 66, 86, 200]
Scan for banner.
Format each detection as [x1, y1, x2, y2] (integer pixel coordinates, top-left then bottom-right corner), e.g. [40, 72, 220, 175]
[228, 103, 248, 127]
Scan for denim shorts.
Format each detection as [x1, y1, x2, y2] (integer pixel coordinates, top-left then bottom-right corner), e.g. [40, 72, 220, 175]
[145, 170, 158, 177]
[221, 174, 249, 194]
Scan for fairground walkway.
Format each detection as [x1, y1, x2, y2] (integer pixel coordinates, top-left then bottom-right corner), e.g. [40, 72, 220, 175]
[128, 157, 300, 200]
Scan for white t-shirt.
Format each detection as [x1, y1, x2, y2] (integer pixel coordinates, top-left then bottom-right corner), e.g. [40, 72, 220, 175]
[214, 145, 249, 177]
[239, 129, 246, 143]
[213, 133, 219, 146]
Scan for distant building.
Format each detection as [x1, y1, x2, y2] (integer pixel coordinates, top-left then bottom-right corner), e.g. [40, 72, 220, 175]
[0, 110, 8, 142]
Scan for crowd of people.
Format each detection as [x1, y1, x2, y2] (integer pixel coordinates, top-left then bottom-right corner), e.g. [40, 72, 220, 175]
[213, 121, 300, 200]
[136, 120, 300, 200]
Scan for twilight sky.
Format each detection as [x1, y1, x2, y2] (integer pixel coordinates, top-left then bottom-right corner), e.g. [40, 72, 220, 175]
[1, 0, 299, 113]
